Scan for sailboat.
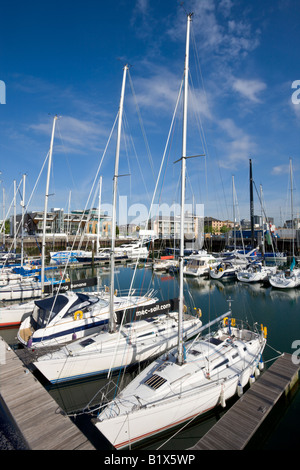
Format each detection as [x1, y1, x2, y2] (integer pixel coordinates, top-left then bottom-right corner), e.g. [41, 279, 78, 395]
[17, 110, 158, 348]
[32, 65, 202, 382]
[0, 117, 71, 301]
[237, 262, 276, 283]
[269, 159, 300, 289]
[94, 14, 267, 449]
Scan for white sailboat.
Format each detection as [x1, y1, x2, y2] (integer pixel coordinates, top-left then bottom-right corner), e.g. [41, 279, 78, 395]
[18, 90, 160, 348]
[32, 65, 202, 382]
[32, 298, 201, 384]
[209, 260, 241, 280]
[94, 14, 267, 449]
[237, 262, 277, 283]
[269, 159, 300, 289]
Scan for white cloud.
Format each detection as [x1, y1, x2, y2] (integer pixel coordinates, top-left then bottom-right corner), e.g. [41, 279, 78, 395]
[271, 164, 290, 175]
[217, 118, 255, 168]
[232, 78, 267, 102]
[29, 115, 108, 154]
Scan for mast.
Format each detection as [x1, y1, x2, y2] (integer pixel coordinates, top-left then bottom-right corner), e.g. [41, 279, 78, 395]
[178, 13, 192, 366]
[109, 65, 128, 334]
[13, 180, 17, 252]
[249, 158, 255, 248]
[232, 175, 236, 251]
[20, 174, 26, 267]
[66, 190, 71, 246]
[290, 158, 294, 258]
[97, 176, 102, 253]
[260, 184, 265, 258]
[41, 115, 57, 296]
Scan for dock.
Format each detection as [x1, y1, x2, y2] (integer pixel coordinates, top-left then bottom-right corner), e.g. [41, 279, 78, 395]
[0, 337, 95, 450]
[190, 353, 299, 450]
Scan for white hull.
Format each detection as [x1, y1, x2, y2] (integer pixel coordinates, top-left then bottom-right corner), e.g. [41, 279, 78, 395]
[237, 266, 277, 283]
[33, 313, 202, 384]
[17, 291, 158, 349]
[269, 269, 300, 289]
[0, 280, 43, 301]
[115, 243, 148, 259]
[50, 250, 92, 260]
[209, 268, 237, 280]
[0, 279, 65, 301]
[0, 300, 36, 328]
[95, 323, 266, 449]
[183, 252, 218, 277]
[153, 260, 178, 271]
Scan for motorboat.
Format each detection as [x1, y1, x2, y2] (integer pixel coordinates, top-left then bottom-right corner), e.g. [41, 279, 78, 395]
[33, 299, 202, 384]
[50, 249, 91, 262]
[75, 248, 128, 263]
[220, 247, 261, 265]
[115, 241, 149, 259]
[183, 250, 218, 276]
[17, 288, 158, 349]
[153, 257, 178, 271]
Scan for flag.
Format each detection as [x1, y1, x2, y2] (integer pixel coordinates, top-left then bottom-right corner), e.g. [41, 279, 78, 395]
[265, 230, 272, 245]
[290, 257, 296, 272]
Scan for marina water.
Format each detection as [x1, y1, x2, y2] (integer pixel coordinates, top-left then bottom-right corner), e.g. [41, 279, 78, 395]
[1, 263, 300, 450]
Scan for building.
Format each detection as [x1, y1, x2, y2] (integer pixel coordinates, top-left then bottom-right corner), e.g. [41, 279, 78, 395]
[11, 208, 112, 238]
[149, 213, 202, 240]
[204, 217, 234, 235]
[285, 218, 300, 230]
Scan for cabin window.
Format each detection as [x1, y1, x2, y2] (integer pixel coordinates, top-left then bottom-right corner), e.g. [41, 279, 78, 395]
[79, 338, 96, 347]
[212, 358, 229, 370]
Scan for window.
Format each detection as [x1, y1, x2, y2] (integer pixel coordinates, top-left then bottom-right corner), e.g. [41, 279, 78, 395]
[212, 359, 229, 370]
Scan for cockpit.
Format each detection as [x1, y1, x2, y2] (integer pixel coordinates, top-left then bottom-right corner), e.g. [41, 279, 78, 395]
[31, 293, 104, 329]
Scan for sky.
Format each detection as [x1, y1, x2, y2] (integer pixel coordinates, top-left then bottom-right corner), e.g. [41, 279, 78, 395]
[0, 0, 299, 228]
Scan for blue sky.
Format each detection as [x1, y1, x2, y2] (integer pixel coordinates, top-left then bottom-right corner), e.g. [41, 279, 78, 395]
[0, 0, 299, 227]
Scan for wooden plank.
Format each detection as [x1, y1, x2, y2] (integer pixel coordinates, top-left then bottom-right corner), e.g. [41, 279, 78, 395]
[0, 337, 95, 450]
[190, 353, 299, 450]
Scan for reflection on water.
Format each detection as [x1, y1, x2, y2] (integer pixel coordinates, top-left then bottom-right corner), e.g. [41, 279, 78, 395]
[1, 264, 300, 450]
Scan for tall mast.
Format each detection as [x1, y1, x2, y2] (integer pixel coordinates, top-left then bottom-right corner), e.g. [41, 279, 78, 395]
[232, 175, 236, 251]
[260, 184, 265, 258]
[109, 65, 128, 334]
[13, 180, 17, 252]
[249, 158, 254, 248]
[290, 158, 294, 258]
[41, 115, 57, 296]
[21, 174, 26, 267]
[178, 13, 192, 366]
[97, 176, 102, 253]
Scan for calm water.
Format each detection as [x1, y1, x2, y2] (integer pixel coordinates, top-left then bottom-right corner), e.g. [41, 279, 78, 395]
[1, 263, 300, 450]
